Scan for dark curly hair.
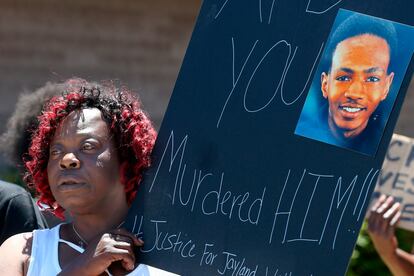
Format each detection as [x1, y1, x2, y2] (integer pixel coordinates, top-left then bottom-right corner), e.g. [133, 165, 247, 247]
[0, 82, 63, 169]
[24, 78, 157, 219]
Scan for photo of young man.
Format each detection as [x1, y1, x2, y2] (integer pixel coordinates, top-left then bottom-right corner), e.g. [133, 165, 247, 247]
[295, 10, 414, 156]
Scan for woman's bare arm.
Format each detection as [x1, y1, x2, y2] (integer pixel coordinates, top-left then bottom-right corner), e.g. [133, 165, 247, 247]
[0, 232, 32, 276]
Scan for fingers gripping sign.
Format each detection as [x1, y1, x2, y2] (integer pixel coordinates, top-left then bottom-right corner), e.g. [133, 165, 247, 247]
[106, 229, 144, 275]
[368, 195, 401, 259]
[60, 228, 144, 276]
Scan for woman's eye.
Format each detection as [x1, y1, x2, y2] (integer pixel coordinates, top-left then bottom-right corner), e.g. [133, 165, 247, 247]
[81, 143, 95, 151]
[50, 149, 62, 156]
[335, 76, 351, 81]
[366, 76, 380, 82]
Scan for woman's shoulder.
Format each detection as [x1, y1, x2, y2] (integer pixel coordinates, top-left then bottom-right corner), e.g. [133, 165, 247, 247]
[1, 231, 33, 251]
[0, 232, 34, 275]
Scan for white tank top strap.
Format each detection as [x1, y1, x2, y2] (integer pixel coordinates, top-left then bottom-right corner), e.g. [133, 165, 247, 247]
[27, 224, 62, 276]
[58, 239, 85, 253]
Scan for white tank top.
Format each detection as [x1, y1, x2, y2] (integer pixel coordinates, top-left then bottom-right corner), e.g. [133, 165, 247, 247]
[27, 224, 85, 276]
[26, 224, 177, 276]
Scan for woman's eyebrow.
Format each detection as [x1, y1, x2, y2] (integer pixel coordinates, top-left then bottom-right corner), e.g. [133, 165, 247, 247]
[51, 133, 107, 146]
[76, 128, 108, 140]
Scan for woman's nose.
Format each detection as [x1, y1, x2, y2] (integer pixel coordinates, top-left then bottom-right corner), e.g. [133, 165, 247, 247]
[59, 152, 81, 169]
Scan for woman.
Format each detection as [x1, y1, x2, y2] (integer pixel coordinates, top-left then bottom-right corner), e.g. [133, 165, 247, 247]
[0, 78, 156, 275]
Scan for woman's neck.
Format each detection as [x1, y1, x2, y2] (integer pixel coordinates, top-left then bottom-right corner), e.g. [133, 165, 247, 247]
[70, 202, 129, 243]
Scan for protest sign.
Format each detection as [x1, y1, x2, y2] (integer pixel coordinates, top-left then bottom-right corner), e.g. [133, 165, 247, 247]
[372, 134, 414, 231]
[126, 1, 414, 275]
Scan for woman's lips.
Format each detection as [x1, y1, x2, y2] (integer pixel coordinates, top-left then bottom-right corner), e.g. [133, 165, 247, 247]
[58, 181, 87, 191]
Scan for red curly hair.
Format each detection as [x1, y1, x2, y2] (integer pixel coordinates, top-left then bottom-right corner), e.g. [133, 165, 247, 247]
[24, 78, 156, 219]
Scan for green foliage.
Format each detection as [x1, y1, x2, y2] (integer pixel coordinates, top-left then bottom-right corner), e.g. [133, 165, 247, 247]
[0, 165, 34, 195]
[0, 165, 24, 187]
[347, 221, 414, 276]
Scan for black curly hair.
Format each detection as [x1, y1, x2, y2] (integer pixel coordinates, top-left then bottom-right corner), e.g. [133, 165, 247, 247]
[0, 82, 64, 169]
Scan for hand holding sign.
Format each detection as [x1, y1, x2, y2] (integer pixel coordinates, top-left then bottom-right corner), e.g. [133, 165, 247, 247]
[368, 195, 401, 257]
[367, 194, 414, 276]
[59, 229, 143, 276]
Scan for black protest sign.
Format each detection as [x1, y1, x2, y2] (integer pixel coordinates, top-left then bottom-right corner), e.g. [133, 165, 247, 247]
[125, 1, 414, 275]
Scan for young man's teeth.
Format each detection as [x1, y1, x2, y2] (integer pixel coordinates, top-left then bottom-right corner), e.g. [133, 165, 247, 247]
[342, 106, 361, 113]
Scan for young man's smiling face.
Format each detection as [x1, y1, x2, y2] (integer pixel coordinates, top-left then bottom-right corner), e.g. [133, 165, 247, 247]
[321, 34, 394, 139]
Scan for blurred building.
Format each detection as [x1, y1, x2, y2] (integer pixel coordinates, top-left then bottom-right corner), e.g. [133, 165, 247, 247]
[0, 0, 201, 131]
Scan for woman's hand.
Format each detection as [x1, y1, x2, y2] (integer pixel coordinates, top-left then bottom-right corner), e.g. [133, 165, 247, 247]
[59, 228, 143, 276]
[367, 194, 401, 260]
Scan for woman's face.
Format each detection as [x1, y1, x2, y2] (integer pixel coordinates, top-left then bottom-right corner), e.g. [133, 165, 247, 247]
[47, 108, 126, 215]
